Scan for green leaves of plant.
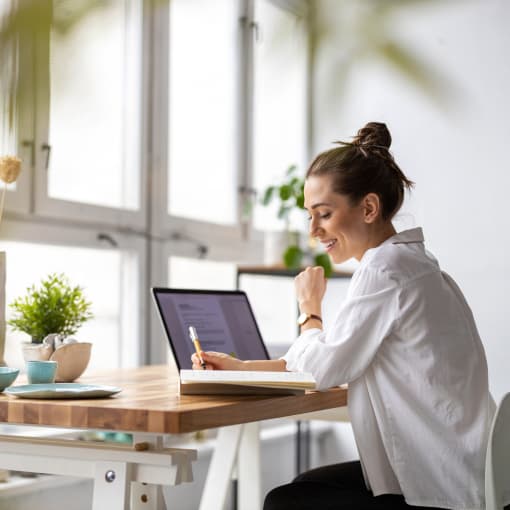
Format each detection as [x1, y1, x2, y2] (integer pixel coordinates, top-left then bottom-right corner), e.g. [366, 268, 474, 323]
[8, 273, 93, 343]
[279, 184, 292, 201]
[283, 246, 333, 277]
[260, 164, 306, 223]
[283, 245, 303, 269]
[314, 253, 333, 278]
[295, 191, 305, 209]
[261, 186, 275, 206]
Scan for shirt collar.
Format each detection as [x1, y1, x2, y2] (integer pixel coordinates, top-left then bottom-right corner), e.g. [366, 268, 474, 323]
[358, 227, 424, 267]
[389, 227, 424, 245]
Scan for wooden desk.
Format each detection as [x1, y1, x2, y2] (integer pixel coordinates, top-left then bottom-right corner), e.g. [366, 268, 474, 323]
[0, 365, 347, 510]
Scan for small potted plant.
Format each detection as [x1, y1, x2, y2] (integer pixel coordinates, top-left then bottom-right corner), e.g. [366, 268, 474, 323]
[260, 165, 333, 276]
[8, 273, 94, 381]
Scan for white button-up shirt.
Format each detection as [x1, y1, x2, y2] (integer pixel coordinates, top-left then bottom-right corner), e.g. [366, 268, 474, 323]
[283, 228, 495, 510]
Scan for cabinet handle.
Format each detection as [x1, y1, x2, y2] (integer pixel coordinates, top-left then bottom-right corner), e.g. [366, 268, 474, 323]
[41, 143, 51, 170]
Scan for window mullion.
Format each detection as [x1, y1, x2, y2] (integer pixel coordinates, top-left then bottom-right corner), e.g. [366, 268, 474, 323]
[237, 0, 255, 238]
[32, 4, 51, 219]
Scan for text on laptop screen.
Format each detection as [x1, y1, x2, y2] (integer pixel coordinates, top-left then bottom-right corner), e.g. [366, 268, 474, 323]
[153, 290, 270, 369]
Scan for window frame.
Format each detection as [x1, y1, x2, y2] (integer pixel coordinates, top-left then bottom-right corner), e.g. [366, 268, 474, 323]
[29, 0, 148, 230]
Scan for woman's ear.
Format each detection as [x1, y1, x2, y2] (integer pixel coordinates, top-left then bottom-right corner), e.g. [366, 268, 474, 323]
[362, 193, 381, 224]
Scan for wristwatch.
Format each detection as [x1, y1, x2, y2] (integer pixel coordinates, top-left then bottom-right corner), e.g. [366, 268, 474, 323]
[297, 312, 322, 326]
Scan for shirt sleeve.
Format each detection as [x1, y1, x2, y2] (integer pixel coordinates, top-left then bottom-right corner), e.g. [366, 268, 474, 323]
[283, 266, 400, 390]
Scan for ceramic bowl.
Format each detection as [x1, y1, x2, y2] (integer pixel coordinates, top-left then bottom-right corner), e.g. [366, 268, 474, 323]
[50, 342, 92, 382]
[0, 367, 20, 391]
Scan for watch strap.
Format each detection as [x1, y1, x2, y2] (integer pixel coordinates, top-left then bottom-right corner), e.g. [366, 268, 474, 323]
[298, 313, 322, 326]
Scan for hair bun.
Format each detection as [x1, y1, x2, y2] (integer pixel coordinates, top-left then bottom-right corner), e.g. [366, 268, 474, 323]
[353, 122, 391, 149]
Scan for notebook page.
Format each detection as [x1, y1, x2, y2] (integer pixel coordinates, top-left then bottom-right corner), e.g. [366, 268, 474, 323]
[180, 369, 315, 385]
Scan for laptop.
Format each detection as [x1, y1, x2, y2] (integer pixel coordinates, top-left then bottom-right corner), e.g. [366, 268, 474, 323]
[152, 288, 271, 370]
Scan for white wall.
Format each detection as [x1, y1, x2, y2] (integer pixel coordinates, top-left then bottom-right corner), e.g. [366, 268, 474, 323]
[313, 0, 510, 402]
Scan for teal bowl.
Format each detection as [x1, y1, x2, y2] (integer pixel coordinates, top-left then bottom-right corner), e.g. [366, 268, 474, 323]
[0, 367, 20, 391]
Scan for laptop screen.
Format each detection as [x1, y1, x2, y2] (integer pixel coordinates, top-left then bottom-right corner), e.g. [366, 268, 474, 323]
[152, 288, 270, 369]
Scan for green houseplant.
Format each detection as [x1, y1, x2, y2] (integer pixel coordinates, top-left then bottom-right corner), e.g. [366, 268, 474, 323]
[8, 273, 93, 344]
[261, 165, 333, 277]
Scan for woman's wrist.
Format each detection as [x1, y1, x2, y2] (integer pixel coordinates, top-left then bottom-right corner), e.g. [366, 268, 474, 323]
[242, 359, 287, 371]
[298, 300, 322, 316]
[299, 316, 323, 332]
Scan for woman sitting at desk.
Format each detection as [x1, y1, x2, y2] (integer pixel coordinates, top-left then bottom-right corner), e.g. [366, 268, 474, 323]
[192, 122, 497, 510]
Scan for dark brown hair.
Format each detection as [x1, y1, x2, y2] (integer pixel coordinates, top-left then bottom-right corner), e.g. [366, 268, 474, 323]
[306, 122, 414, 220]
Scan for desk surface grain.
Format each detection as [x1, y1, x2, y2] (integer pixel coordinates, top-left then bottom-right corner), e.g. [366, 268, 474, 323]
[0, 365, 347, 434]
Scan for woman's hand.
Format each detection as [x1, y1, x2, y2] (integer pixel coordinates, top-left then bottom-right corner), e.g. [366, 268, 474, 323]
[191, 351, 244, 371]
[295, 265, 327, 315]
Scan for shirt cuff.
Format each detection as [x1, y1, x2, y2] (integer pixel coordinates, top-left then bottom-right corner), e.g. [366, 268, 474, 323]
[281, 327, 323, 372]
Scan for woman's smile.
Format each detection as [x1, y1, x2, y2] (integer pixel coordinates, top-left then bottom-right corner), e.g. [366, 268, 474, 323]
[322, 239, 337, 252]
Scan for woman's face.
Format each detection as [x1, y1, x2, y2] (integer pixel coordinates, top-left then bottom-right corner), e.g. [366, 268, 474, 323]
[304, 174, 369, 264]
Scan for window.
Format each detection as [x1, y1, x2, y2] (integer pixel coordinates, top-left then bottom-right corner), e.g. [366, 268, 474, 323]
[31, 0, 145, 228]
[169, 257, 236, 290]
[162, 0, 309, 242]
[252, 0, 308, 232]
[46, 0, 142, 211]
[2, 0, 310, 370]
[168, 0, 238, 226]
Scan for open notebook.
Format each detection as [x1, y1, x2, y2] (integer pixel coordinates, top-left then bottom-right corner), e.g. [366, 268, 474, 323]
[179, 369, 316, 396]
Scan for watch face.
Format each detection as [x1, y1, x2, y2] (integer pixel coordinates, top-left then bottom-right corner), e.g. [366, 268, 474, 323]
[297, 312, 309, 325]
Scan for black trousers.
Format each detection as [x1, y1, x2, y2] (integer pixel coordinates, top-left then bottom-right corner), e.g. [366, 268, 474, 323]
[263, 460, 449, 510]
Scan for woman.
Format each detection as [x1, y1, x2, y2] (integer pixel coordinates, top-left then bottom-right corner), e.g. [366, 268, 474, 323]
[192, 122, 496, 510]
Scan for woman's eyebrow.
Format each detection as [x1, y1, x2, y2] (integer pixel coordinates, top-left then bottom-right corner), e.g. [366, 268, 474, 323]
[310, 202, 332, 209]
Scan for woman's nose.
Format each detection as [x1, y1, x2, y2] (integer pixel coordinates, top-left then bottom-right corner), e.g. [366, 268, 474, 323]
[309, 218, 321, 237]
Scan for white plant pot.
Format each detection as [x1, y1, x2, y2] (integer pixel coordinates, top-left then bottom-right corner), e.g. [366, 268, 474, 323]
[21, 342, 53, 361]
[264, 231, 288, 266]
[263, 231, 301, 267]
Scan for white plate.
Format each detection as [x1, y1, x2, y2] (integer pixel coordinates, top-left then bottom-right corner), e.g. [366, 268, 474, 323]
[5, 383, 122, 399]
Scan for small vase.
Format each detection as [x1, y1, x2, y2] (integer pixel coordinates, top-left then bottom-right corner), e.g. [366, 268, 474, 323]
[263, 231, 287, 266]
[0, 251, 5, 366]
[264, 231, 302, 266]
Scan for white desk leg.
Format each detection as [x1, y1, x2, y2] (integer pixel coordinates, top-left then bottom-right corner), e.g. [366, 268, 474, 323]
[199, 425, 243, 510]
[132, 483, 165, 510]
[237, 422, 261, 510]
[92, 460, 132, 510]
[132, 434, 166, 510]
